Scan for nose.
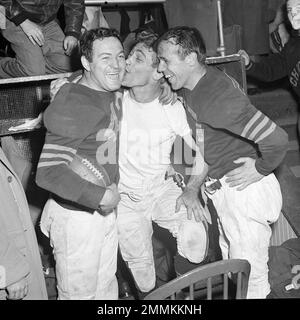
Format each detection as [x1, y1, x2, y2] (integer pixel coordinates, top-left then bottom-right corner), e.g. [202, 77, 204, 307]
[291, 8, 299, 18]
[111, 57, 120, 69]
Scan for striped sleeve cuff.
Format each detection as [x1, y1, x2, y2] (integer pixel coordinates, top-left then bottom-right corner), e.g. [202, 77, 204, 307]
[241, 111, 276, 143]
[37, 143, 76, 169]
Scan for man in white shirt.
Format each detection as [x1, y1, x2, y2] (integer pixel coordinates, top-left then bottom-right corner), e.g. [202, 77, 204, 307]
[117, 30, 208, 294]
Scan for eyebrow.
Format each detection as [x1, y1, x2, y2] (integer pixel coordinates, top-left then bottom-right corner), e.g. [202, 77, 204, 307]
[98, 50, 124, 57]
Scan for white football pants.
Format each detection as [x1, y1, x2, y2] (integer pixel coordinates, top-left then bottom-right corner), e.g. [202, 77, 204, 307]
[206, 173, 282, 299]
[40, 198, 118, 300]
[117, 175, 208, 293]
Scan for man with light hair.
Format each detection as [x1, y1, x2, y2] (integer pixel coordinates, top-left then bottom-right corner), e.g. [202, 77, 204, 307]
[157, 26, 288, 299]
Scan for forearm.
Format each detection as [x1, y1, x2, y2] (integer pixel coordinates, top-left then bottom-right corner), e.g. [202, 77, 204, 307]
[255, 126, 289, 175]
[247, 53, 288, 82]
[36, 164, 106, 210]
[186, 160, 209, 191]
[182, 133, 208, 190]
[64, 0, 85, 38]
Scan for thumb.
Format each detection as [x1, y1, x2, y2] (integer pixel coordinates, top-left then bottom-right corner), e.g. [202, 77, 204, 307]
[175, 197, 183, 213]
[63, 38, 68, 51]
[233, 157, 248, 164]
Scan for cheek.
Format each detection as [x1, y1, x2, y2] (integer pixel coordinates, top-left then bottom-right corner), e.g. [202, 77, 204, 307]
[170, 65, 180, 76]
[94, 62, 106, 73]
[133, 65, 146, 75]
[119, 59, 126, 70]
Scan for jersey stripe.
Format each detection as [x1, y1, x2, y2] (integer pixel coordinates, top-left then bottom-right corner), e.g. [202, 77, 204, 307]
[248, 116, 270, 141]
[255, 122, 276, 143]
[37, 161, 68, 168]
[43, 144, 76, 154]
[40, 152, 74, 162]
[241, 110, 263, 138]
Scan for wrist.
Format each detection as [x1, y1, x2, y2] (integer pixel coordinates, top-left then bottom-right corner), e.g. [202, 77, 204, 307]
[185, 185, 200, 193]
[99, 187, 112, 206]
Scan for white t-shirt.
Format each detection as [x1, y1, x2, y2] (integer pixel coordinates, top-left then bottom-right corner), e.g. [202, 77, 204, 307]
[119, 90, 191, 185]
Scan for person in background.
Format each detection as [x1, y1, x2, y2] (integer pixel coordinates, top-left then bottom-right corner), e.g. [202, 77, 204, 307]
[240, 0, 300, 135]
[0, 0, 84, 78]
[268, 2, 290, 53]
[0, 146, 47, 300]
[156, 26, 288, 298]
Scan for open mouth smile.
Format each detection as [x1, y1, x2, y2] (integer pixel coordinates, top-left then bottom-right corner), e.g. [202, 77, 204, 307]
[107, 72, 121, 81]
[165, 74, 174, 82]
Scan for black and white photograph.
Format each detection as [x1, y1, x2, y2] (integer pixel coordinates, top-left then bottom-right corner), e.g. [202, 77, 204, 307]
[0, 0, 299, 317]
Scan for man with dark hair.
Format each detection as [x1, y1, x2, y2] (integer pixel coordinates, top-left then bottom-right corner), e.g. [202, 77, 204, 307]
[36, 28, 125, 300]
[0, 0, 84, 78]
[157, 26, 289, 299]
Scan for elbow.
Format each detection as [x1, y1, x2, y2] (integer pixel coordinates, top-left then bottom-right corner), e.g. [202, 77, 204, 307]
[35, 168, 49, 192]
[278, 128, 289, 153]
[35, 169, 43, 190]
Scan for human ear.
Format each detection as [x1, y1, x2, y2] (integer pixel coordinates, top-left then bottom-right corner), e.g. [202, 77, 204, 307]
[81, 56, 91, 72]
[185, 52, 198, 66]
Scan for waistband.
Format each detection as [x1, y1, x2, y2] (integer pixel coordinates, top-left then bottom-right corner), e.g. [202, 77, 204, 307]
[119, 168, 183, 202]
[119, 171, 167, 190]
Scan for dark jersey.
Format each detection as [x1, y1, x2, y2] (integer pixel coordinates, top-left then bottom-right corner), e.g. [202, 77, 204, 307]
[36, 83, 122, 211]
[247, 34, 300, 99]
[179, 66, 288, 179]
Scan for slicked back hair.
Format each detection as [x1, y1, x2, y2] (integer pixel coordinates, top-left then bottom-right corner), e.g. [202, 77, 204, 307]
[157, 26, 206, 64]
[80, 27, 123, 62]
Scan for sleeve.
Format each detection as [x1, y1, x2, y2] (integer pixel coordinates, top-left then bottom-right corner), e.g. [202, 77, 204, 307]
[36, 85, 106, 210]
[206, 82, 289, 175]
[164, 100, 191, 137]
[254, 125, 289, 175]
[0, 225, 30, 288]
[1, 0, 30, 25]
[246, 50, 288, 82]
[63, 0, 85, 39]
